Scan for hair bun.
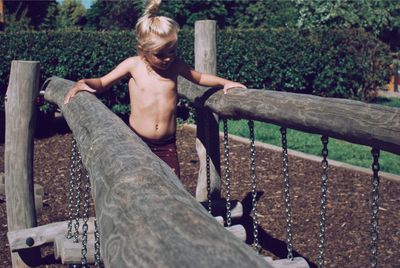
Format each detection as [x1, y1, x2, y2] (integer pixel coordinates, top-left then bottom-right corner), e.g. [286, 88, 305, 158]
[144, 0, 162, 17]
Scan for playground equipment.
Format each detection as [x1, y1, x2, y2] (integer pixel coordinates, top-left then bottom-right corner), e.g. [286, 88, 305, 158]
[4, 20, 400, 268]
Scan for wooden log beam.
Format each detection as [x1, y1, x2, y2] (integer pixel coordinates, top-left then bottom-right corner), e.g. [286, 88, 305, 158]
[8, 218, 95, 252]
[5, 60, 40, 267]
[178, 79, 400, 155]
[264, 256, 309, 268]
[43, 77, 270, 268]
[54, 234, 97, 264]
[194, 20, 221, 202]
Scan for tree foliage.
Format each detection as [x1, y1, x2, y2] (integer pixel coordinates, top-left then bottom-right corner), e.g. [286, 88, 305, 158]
[57, 0, 86, 29]
[85, 0, 142, 30]
[3, 0, 58, 30]
[294, 0, 400, 34]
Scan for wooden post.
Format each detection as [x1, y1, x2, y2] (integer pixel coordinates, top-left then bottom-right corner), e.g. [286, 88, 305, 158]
[5, 60, 40, 267]
[395, 62, 399, 92]
[194, 20, 221, 202]
[0, 0, 4, 31]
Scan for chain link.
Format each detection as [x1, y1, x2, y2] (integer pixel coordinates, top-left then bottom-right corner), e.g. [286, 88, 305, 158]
[94, 219, 102, 267]
[223, 119, 232, 227]
[280, 127, 294, 260]
[73, 152, 83, 243]
[370, 148, 380, 268]
[317, 135, 329, 268]
[248, 120, 260, 252]
[81, 174, 90, 267]
[206, 153, 212, 214]
[66, 139, 77, 239]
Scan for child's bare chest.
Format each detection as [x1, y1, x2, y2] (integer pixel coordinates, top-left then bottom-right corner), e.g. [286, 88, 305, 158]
[131, 63, 178, 94]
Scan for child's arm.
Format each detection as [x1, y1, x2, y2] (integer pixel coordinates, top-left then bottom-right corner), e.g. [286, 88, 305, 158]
[64, 57, 137, 104]
[177, 59, 246, 94]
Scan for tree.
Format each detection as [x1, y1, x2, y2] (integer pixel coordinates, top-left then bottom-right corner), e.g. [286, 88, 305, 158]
[85, 0, 141, 30]
[237, 0, 298, 28]
[57, 0, 86, 29]
[3, 0, 58, 30]
[294, 0, 400, 35]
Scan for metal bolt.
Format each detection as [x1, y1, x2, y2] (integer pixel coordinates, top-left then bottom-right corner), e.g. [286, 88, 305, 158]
[26, 237, 34, 247]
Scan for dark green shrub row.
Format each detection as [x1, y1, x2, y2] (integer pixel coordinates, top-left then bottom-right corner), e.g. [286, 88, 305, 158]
[0, 28, 391, 116]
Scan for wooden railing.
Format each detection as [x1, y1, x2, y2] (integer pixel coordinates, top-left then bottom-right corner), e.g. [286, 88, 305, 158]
[42, 77, 268, 267]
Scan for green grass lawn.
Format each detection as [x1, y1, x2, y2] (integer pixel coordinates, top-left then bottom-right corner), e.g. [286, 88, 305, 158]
[218, 97, 400, 175]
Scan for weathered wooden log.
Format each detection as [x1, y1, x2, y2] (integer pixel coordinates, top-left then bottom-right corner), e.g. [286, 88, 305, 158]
[177, 78, 400, 155]
[44, 77, 270, 268]
[7, 218, 95, 252]
[5, 60, 40, 267]
[225, 225, 246, 242]
[194, 20, 221, 202]
[264, 256, 310, 268]
[54, 234, 97, 264]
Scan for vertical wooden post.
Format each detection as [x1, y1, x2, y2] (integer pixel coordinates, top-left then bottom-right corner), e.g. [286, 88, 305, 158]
[194, 20, 221, 202]
[395, 61, 399, 92]
[0, 0, 4, 31]
[5, 60, 40, 267]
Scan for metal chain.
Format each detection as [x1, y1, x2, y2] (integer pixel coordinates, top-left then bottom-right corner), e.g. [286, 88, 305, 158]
[206, 153, 212, 214]
[81, 174, 90, 267]
[223, 119, 232, 227]
[317, 136, 329, 268]
[66, 139, 78, 239]
[248, 120, 260, 252]
[370, 148, 380, 268]
[73, 152, 83, 243]
[94, 219, 102, 267]
[280, 127, 294, 260]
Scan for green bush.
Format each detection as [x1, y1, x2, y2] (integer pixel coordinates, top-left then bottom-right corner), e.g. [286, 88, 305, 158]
[0, 28, 391, 116]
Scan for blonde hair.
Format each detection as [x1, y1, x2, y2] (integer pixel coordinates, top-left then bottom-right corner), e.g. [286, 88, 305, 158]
[135, 0, 180, 55]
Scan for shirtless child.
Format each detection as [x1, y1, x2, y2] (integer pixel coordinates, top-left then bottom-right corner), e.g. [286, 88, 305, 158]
[64, 0, 246, 178]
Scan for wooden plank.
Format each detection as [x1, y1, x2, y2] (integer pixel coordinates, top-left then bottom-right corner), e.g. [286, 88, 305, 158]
[54, 234, 97, 264]
[177, 79, 400, 155]
[194, 20, 221, 202]
[7, 218, 95, 252]
[5, 60, 40, 267]
[225, 225, 246, 242]
[43, 76, 271, 268]
[264, 256, 309, 268]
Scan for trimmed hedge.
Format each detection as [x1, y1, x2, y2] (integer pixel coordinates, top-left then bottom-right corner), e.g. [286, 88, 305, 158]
[0, 28, 391, 115]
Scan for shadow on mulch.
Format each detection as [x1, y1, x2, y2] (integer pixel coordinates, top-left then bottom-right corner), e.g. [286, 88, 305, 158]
[240, 191, 318, 268]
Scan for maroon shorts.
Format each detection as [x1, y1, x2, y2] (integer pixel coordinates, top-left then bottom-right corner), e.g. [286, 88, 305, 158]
[142, 136, 181, 178]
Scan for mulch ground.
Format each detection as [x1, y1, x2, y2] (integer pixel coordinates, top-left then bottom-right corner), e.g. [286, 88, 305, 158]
[0, 123, 399, 268]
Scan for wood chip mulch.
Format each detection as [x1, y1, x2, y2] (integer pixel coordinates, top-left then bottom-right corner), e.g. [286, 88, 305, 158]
[0, 124, 399, 268]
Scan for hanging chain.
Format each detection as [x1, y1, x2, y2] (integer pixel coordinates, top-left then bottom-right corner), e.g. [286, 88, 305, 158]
[223, 119, 232, 227]
[81, 173, 91, 267]
[280, 127, 294, 260]
[248, 120, 260, 252]
[94, 219, 102, 267]
[73, 152, 83, 243]
[206, 153, 212, 214]
[317, 136, 329, 268]
[66, 139, 78, 239]
[370, 148, 380, 268]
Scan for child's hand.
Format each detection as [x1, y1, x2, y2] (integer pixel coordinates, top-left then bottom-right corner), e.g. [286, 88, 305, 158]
[223, 82, 246, 94]
[64, 80, 96, 105]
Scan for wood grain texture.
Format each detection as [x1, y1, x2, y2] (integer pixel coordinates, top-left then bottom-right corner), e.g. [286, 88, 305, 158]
[194, 20, 221, 202]
[177, 78, 400, 155]
[44, 77, 270, 268]
[5, 60, 40, 267]
[8, 218, 95, 252]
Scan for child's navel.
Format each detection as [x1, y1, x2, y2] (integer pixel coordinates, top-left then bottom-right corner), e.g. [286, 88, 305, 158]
[155, 123, 159, 131]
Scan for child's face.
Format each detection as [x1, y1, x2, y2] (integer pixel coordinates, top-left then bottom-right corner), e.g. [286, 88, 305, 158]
[145, 42, 177, 71]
